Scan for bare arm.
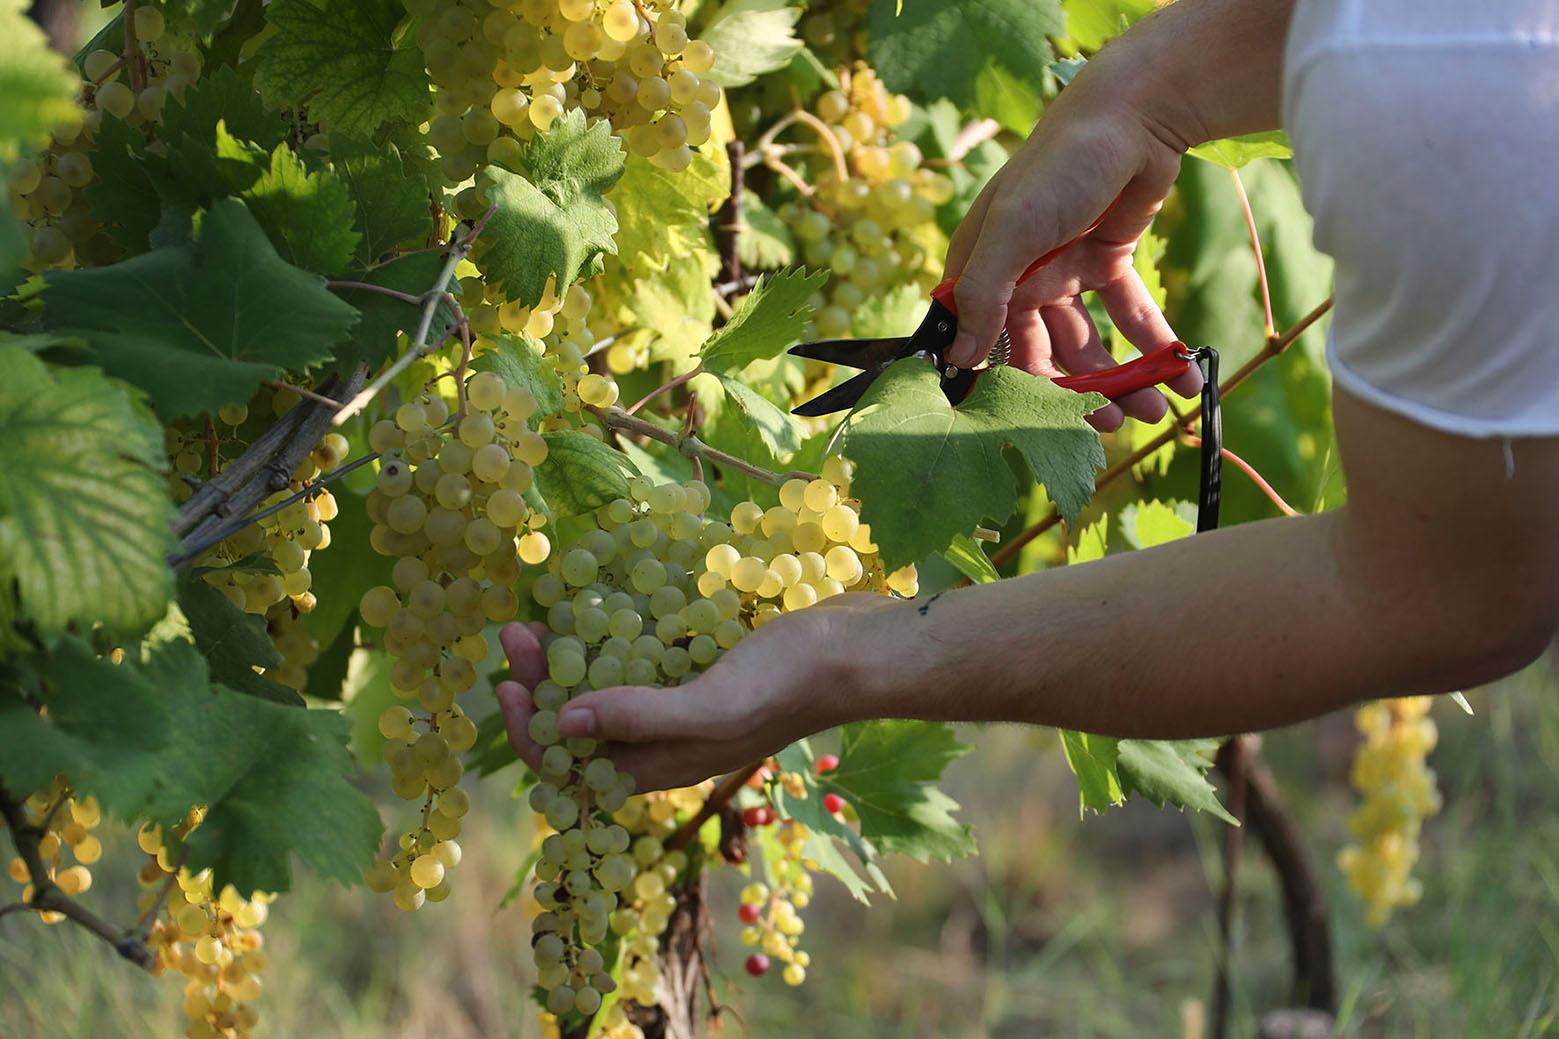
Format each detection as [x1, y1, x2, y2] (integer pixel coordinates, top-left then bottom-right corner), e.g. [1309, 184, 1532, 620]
[498, 390, 1559, 789]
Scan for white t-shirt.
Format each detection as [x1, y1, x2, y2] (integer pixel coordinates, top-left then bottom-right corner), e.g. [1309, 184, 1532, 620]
[1283, 0, 1559, 437]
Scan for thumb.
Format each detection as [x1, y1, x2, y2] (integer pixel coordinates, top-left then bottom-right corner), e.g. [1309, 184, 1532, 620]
[558, 684, 710, 744]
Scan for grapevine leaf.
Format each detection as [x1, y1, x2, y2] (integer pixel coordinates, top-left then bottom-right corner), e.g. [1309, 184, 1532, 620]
[822, 721, 975, 862]
[772, 741, 892, 901]
[1066, 516, 1108, 564]
[632, 258, 716, 363]
[471, 333, 566, 422]
[333, 139, 432, 267]
[941, 533, 999, 584]
[240, 143, 361, 276]
[160, 65, 289, 158]
[712, 375, 802, 464]
[699, 0, 804, 87]
[341, 647, 397, 767]
[176, 576, 302, 706]
[254, 0, 430, 139]
[0, 207, 27, 290]
[1062, 0, 1155, 51]
[851, 281, 924, 338]
[866, 0, 1064, 110]
[697, 268, 827, 374]
[134, 639, 383, 892]
[737, 192, 795, 269]
[43, 199, 358, 418]
[1058, 730, 1123, 814]
[1115, 740, 1235, 823]
[162, 0, 244, 34]
[0, 349, 173, 644]
[0, 637, 172, 818]
[1187, 131, 1293, 170]
[329, 251, 457, 374]
[611, 149, 727, 274]
[83, 115, 167, 255]
[0, 0, 83, 156]
[479, 110, 624, 307]
[534, 431, 638, 517]
[839, 360, 1105, 570]
[1119, 499, 1194, 550]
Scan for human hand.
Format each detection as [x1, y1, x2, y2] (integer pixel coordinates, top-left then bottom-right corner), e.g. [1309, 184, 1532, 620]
[495, 595, 898, 791]
[943, 74, 1202, 431]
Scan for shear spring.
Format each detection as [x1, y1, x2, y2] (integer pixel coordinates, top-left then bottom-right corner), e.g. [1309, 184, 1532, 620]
[986, 327, 1012, 369]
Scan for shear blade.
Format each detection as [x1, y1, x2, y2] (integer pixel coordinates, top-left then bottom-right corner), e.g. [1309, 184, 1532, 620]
[787, 336, 910, 369]
[790, 367, 882, 417]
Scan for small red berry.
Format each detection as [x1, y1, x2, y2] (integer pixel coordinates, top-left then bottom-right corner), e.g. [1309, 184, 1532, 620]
[741, 806, 764, 827]
[759, 806, 777, 825]
[738, 903, 762, 924]
[745, 953, 770, 977]
[815, 754, 839, 774]
[823, 793, 846, 814]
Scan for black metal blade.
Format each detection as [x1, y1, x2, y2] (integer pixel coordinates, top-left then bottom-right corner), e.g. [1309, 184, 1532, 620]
[790, 368, 882, 416]
[787, 335, 911, 369]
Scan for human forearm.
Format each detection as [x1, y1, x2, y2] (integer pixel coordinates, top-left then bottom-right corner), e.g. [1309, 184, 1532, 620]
[1073, 0, 1295, 148]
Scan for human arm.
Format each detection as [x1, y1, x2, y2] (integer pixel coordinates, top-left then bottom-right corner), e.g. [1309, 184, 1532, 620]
[941, 0, 1296, 425]
[498, 390, 1559, 790]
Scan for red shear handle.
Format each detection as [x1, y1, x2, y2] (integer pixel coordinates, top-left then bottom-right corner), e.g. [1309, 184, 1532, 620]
[1053, 342, 1192, 398]
[929, 202, 1117, 315]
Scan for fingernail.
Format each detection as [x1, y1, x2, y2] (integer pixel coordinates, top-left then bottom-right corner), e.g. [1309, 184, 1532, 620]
[559, 706, 596, 737]
[947, 332, 977, 368]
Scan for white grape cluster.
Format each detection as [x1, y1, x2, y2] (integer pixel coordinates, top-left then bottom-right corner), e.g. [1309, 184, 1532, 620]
[524, 462, 914, 1023]
[736, 821, 815, 987]
[358, 373, 548, 910]
[1337, 697, 1442, 926]
[782, 67, 954, 343]
[3, 779, 103, 921]
[411, 0, 722, 193]
[138, 812, 273, 1039]
[10, 8, 201, 271]
[798, 0, 873, 65]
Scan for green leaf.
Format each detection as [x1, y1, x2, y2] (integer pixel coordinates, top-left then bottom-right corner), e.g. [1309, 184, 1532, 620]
[241, 143, 361, 276]
[0, 0, 82, 157]
[334, 139, 432, 267]
[1115, 739, 1235, 823]
[0, 349, 172, 645]
[867, 0, 1064, 111]
[1066, 515, 1107, 564]
[342, 647, 397, 767]
[1187, 131, 1293, 170]
[823, 721, 976, 861]
[631, 258, 716, 362]
[82, 115, 166, 255]
[479, 110, 624, 307]
[839, 360, 1104, 570]
[1119, 499, 1194, 550]
[700, 0, 805, 87]
[1062, 0, 1155, 51]
[0, 638, 171, 818]
[176, 575, 303, 706]
[44, 199, 358, 418]
[611, 149, 727, 274]
[161, 66, 289, 160]
[941, 533, 999, 584]
[164, 0, 244, 35]
[712, 375, 802, 464]
[534, 431, 638, 517]
[698, 268, 826, 374]
[254, 0, 429, 138]
[737, 192, 795, 270]
[329, 251, 456, 373]
[772, 741, 892, 901]
[1058, 730, 1122, 813]
[472, 333, 567, 422]
[850, 281, 924, 339]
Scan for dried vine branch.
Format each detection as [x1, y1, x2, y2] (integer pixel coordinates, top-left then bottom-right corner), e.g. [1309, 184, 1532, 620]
[665, 763, 765, 853]
[985, 295, 1334, 573]
[0, 783, 155, 970]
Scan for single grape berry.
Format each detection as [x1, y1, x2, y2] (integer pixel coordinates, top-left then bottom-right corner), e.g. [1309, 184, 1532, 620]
[738, 902, 762, 924]
[740, 806, 765, 828]
[815, 754, 840, 774]
[745, 953, 770, 977]
[823, 793, 846, 815]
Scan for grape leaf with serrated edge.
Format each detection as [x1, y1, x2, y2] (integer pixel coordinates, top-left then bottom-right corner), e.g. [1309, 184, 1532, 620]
[866, 0, 1064, 110]
[697, 268, 827, 374]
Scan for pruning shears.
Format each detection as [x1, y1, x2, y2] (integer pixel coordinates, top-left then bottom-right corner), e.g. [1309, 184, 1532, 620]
[788, 211, 1197, 418]
[788, 211, 1224, 531]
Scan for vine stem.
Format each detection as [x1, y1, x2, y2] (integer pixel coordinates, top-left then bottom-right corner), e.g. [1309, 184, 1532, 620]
[589, 406, 811, 489]
[628, 366, 703, 416]
[946, 118, 1002, 163]
[985, 295, 1334, 574]
[333, 206, 495, 426]
[121, 0, 145, 92]
[1184, 435, 1299, 517]
[0, 784, 156, 969]
[1230, 168, 1275, 339]
[665, 764, 764, 853]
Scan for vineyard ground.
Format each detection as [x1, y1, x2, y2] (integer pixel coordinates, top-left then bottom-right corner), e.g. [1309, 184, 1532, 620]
[3, 655, 1554, 1038]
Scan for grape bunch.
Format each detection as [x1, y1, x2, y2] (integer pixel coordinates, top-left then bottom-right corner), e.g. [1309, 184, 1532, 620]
[779, 67, 955, 342]
[523, 460, 914, 1022]
[138, 813, 273, 1039]
[798, 0, 874, 66]
[357, 373, 548, 910]
[10, 8, 203, 271]
[1336, 697, 1442, 926]
[3, 778, 103, 921]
